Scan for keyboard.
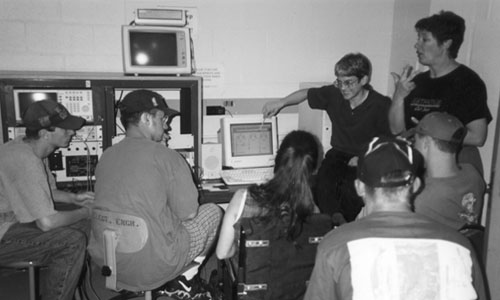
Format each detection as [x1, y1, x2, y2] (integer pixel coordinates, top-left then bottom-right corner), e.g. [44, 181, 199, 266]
[220, 167, 274, 186]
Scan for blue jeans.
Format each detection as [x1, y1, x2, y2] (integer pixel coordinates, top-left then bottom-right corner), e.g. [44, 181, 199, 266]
[0, 220, 88, 300]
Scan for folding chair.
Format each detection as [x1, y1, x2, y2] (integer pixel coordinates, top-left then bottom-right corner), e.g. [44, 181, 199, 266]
[91, 209, 152, 300]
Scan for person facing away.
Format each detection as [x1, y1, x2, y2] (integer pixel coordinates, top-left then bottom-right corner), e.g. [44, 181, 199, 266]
[304, 136, 488, 300]
[389, 10, 492, 175]
[262, 52, 392, 225]
[216, 130, 332, 299]
[0, 100, 94, 300]
[413, 112, 485, 230]
[87, 90, 222, 300]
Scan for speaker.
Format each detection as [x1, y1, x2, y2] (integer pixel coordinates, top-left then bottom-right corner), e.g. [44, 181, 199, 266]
[201, 143, 222, 180]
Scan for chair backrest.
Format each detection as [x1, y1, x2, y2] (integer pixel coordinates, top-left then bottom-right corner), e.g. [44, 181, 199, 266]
[236, 213, 333, 300]
[91, 209, 149, 291]
[459, 223, 485, 266]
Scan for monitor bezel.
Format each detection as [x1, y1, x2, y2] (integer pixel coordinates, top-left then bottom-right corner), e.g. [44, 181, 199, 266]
[122, 25, 192, 75]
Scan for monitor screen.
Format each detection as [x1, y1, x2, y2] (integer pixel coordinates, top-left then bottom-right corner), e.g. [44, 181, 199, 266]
[129, 31, 178, 67]
[230, 123, 273, 157]
[220, 116, 278, 169]
[14, 92, 58, 124]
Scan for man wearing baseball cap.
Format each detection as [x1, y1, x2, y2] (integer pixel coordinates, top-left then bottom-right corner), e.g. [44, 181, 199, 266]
[88, 90, 222, 299]
[0, 100, 94, 300]
[304, 136, 487, 300]
[413, 112, 486, 230]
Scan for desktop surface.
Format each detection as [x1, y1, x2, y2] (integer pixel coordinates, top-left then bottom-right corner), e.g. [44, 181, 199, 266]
[199, 180, 247, 204]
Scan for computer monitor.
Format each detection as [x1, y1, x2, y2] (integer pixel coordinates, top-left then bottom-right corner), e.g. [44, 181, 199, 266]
[122, 25, 193, 75]
[13, 89, 94, 125]
[13, 91, 58, 125]
[220, 115, 278, 169]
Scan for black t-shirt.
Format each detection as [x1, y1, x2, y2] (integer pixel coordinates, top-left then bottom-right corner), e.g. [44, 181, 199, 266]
[404, 64, 492, 129]
[307, 85, 392, 155]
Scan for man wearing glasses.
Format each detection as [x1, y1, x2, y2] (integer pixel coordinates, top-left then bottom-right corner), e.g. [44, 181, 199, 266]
[88, 90, 222, 299]
[263, 53, 391, 225]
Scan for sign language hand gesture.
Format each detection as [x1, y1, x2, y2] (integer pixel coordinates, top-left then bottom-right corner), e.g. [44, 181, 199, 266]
[391, 65, 420, 100]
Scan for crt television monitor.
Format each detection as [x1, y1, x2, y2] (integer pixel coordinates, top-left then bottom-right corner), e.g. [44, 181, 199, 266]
[122, 25, 192, 75]
[220, 115, 278, 169]
[13, 91, 58, 125]
[13, 89, 94, 125]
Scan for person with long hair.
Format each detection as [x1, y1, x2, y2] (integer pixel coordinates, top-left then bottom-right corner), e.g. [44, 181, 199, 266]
[216, 130, 332, 299]
[216, 130, 321, 259]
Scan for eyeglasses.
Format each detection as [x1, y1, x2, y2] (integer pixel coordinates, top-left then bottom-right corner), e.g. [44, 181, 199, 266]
[148, 111, 171, 129]
[333, 78, 359, 89]
[161, 116, 171, 129]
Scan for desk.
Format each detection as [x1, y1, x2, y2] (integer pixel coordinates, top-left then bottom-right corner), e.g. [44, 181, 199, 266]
[199, 181, 247, 205]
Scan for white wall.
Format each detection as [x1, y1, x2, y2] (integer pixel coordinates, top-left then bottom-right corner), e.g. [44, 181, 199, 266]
[0, 0, 395, 99]
[387, 0, 430, 93]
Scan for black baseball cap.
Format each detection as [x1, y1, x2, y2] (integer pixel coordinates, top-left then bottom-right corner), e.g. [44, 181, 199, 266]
[357, 136, 422, 187]
[118, 89, 180, 118]
[22, 100, 85, 131]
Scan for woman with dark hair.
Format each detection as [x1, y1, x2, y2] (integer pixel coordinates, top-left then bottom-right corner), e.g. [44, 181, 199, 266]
[216, 130, 332, 299]
[389, 10, 492, 175]
[216, 130, 321, 259]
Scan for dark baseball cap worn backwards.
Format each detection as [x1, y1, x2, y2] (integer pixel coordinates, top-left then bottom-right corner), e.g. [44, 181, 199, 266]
[22, 100, 85, 131]
[357, 136, 421, 188]
[415, 112, 466, 144]
[119, 89, 180, 117]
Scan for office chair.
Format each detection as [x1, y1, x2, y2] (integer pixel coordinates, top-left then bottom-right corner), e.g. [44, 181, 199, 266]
[221, 213, 333, 300]
[91, 209, 152, 300]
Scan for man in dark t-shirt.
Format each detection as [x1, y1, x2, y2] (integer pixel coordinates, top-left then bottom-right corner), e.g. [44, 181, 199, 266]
[263, 53, 392, 223]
